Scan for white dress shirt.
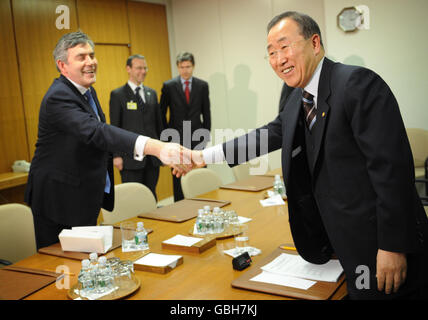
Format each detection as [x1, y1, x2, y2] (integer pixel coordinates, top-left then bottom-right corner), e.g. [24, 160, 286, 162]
[127, 80, 146, 103]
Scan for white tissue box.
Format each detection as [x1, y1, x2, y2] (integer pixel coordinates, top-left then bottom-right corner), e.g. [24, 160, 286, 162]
[59, 226, 113, 253]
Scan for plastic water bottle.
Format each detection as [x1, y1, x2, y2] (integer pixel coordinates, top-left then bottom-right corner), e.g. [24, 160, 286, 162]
[273, 174, 286, 196]
[78, 259, 94, 296]
[95, 256, 115, 294]
[135, 221, 149, 251]
[196, 209, 206, 234]
[88, 252, 98, 279]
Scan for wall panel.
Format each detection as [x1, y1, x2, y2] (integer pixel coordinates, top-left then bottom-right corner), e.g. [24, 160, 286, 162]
[12, 0, 79, 157]
[77, 0, 130, 44]
[0, 0, 29, 173]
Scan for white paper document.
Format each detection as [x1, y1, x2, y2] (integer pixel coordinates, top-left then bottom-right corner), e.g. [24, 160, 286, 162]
[238, 216, 252, 223]
[134, 253, 182, 268]
[250, 271, 316, 290]
[162, 234, 202, 247]
[261, 253, 343, 282]
[259, 194, 285, 207]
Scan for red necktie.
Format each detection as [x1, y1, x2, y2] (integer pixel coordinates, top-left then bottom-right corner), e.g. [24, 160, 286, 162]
[184, 80, 190, 104]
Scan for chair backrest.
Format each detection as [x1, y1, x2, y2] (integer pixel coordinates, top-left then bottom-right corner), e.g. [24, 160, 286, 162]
[181, 168, 222, 198]
[0, 203, 36, 263]
[232, 157, 271, 181]
[406, 128, 428, 168]
[101, 183, 157, 225]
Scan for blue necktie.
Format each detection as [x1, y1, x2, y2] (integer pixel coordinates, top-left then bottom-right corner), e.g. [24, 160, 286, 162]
[84, 89, 111, 194]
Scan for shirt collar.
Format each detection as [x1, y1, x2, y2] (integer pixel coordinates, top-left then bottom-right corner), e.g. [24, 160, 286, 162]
[180, 77, 192, 85]
[303, 56, 324, 105]
[66, 76, 89, 95]
[128, 80, 143, 93]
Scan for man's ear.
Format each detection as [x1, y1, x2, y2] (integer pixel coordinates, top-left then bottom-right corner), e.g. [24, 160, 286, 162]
[311, 34, 322, 55]
[57, 59, 66, 74]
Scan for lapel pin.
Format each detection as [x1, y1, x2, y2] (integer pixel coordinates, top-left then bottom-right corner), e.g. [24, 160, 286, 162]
[322, 112, 325, 117]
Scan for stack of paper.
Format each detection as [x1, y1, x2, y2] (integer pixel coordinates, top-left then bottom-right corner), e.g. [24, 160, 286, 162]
[134, 253, 182, 268]
[250, 253, 344, 290]
[162, 235, 202, 247]
[59, 226, 113, 254]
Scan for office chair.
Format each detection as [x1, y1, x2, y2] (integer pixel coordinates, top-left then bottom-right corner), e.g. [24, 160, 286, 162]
[406, 128, 428, 180]
[101, 182, 157, 225]
[0, 203, 37, 265]
[181, 168, 222, 198]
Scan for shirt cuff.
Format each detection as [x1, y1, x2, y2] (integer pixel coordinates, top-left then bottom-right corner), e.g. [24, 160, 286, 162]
[202, 144, 225, 164]
[134, 135, 149, 161]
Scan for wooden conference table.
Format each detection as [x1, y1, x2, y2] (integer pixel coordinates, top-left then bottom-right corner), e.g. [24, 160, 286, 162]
[14, 169, 347, 300]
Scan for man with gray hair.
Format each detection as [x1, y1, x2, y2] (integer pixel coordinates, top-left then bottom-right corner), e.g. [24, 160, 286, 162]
[25, 32, 189, 249]
[190, 12, 428, 299]
[110, 54, 163, 200]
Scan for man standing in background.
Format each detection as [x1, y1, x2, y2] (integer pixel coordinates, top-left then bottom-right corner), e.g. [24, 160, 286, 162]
[110, 55, 164, 200]
[160, 52, 211, 201]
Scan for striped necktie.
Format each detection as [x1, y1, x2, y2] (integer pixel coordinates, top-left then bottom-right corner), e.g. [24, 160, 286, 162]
[135, 86, 145, 107]
[302, 90, 316, 130]
[84, 89, 111, 194]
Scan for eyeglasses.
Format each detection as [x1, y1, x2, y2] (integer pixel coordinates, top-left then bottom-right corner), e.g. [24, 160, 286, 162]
[265, 39, 307, 60]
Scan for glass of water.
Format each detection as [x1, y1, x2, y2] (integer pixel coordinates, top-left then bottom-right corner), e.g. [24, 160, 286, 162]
[234, 223, 249, 254]
[120, 221, 136, 252]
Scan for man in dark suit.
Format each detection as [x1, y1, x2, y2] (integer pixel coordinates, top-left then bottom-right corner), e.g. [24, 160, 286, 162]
[25, 32, 190, 250]
[278, 82, 295, 114]
[110, 55, 163, 200]
[160, 52, 211, 201]
[191, 12, 428, 299]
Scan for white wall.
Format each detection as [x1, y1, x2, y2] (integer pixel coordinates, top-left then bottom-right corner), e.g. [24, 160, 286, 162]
[323, 0, 428, 130]
[167, 0, 325, 182]
[164, 0, 428, 182]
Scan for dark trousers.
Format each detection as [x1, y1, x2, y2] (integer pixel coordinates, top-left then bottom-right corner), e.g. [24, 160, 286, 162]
[172, 174, 184, 202]
[32, 214, 98, 250]
[120, 162, 160, 201]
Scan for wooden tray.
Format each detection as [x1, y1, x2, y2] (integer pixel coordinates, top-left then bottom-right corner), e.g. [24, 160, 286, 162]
[139, 198, 231, 222]
[67, 274, 141, 300]
[231, 245, 346, 300]
[188, 225, 241, 240]
[161, 236, 216, 254]
[220, 175, 274, 192]
[134, 256, 184, 274]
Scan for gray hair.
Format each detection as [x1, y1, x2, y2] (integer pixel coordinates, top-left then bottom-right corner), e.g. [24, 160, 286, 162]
[126, 54, 145, 67]
[267, 11, 324, 47]
[53, 31, 94, 71]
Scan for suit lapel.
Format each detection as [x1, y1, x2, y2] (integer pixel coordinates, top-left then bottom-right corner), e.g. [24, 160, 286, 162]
[90, 87, 106, 123]
[174, 77, 187, 104]
[189, 78, 196, 105]
[283, 89, 302, 184]
[58, 75, 102, 120]
[310, 58, 333, 175]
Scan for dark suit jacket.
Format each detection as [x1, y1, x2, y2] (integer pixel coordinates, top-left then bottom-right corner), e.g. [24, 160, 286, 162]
[223, 58, 428, 297]
[278, 82, 296, 114]
[109, 83, 163, 170]
[160, 76, 211, 149]
[25, 75, 139, 226]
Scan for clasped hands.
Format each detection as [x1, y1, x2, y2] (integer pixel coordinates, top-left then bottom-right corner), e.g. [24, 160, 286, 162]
[146, 139, 206, 177]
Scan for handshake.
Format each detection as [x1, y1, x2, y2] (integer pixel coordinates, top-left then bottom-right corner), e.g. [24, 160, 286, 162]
[145, 139, 207, 177]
